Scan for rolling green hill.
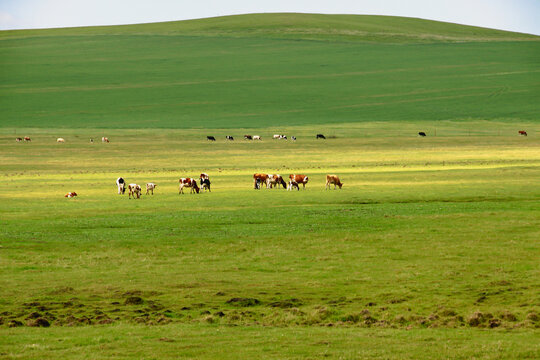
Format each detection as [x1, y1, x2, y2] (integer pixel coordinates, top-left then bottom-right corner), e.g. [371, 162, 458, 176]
[1, 13, 539, 129]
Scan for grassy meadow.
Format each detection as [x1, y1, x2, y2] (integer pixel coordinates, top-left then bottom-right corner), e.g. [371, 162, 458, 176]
[1, 13, 539, 359]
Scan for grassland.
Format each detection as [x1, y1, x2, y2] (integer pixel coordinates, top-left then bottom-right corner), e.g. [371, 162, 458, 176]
[1, 13, 539, 359]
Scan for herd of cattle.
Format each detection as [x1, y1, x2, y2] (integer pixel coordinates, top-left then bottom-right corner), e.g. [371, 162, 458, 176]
[64, 173, 343, 199]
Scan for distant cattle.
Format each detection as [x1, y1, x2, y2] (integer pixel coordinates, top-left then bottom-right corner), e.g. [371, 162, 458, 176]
[57, 138, 65, 143]
[253, 135, 261, 140]
[64, 192, 77, 198]
[253, 173, 269, 189]
[207, 136, 216, 141]
[518, 131, 527, 136]
[179, 178, 200, 194]
[102, 137, 109, 143]
[146, 183, 156, 195]
[244, 135, 253, 140]
[128, 184, 142, 199]
[24, 137, 31, 142]
[267, 174, 287, 189]
[273, 134, 286, 140]
[291, 136, 296, 141]
[90, 139, 94, 143]
[200, 178, 211, 192]
[288, 174, 309, 191]
[316, 134, 326, 139]
[226, 136, 234, 141]
[418, 132, 427, 137]
[16, 137, 22, 142]
[273, 134, 280, 139]
[325, 175, 343, 190]
[116, 177, 126, 194]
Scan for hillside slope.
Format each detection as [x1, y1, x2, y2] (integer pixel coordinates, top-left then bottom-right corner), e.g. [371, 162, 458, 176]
[1, 13, 538, 43]
[1, 14, 539, 129]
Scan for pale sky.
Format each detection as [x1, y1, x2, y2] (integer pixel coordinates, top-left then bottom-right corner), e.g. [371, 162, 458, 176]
[1, 0, 539, 35]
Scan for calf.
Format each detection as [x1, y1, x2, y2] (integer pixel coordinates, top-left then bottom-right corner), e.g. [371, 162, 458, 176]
[253, 173, 269, 189]
[146, 183, 157, 195]
[64, 192, 77, 198]
[102, 137, 110, 143]
[244, 135, 253, 140]
[24, 137, 31, 142]
[116, 177, 126, 194]
[57, 138, 65, 143]
[518, 131, 527, 136]
[16, 137, 23, 142]
[418, 132, 427, 137]
[288, 174, 309, 191]
[128, 184, 142, 199]
[325, 175, 343, 190]
[179, 178, 200, 194]
[226, 136, 234, 141]
[207, 136, 216, 141]
[267, 174, 287, 189]
[316, 134, 326, 139]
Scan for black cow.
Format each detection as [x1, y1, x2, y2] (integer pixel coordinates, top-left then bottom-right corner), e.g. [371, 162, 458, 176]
[244, 135, 253, 140]
[207, 136, 216, 141]
[291, 136, 297, 141]
[316, 134, 326, 139]
[226, 136, 234, 141]
[200, 178, 211, 192]
[418, 132, 427, 137]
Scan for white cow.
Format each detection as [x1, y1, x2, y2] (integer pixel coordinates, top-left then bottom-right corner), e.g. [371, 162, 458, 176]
[116, 177, 126, 194]
[57, 138, 65, 143]
[146, 183, 156, 195]
[128, 184, 141, 199]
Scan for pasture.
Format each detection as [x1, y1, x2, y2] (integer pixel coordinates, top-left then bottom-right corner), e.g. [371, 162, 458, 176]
[1, 122, 539, 358]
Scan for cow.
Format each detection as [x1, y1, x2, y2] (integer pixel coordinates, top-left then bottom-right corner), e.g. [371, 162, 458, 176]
[90, 139, 94, 143]
[102, 137, 110, 143]
[273, 134, 281, 139]
[291, 136, 296, 141]
[518, 131, 527, 136]
[24, 137, 31, 142]
[146, 183, 156, 195]
[128, 184, 142, 199]
[200, 178, 211, 192]
[179, 178, 200, 194]
[253, 135, 261, 140]
[325, 175, 343, 190]
[57, 138, 65, 143]
[64, 192, 77, 198]
[116, 177, 126, 194]
[200, 173, 209, 181]
[207, 136, 216, 141]
[244, 135, 253, 140]
[16, 137, 22, 142]
[253, 173, 269, 189]
[418, 132, 427, 137]
[226, 136, 234, 141]
[267, 174, 287, 189]
[316, 134, 326, 139]
[288, 174, 309, 191]
[279, 135, 287, 140]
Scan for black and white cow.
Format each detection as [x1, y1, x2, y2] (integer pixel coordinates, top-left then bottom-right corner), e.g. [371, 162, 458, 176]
[116, 177, 126, 194]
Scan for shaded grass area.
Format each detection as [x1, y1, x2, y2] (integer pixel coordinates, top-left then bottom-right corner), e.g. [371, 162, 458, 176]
[1, 324, 540, 359]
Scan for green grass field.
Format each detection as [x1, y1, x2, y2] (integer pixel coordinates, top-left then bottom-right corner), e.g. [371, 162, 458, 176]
[1, 13, 539, 359]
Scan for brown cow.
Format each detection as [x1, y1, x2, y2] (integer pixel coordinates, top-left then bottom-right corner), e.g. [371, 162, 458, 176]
[16, 137, 23, 142]
[179, 178, 200, 194]
[24, 137, 31, 142]
[253, 173, 269, 189]
[267, 174, 287, 189]
[64, 192, 77, 198]
[518, 131, 527, 136]
[128, 184, 142, 199]
[288, 174, 308, 191]
[325, 175, 343, 190]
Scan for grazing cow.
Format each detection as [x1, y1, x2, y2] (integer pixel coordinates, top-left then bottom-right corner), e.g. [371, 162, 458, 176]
[244, 135, 253, 140]
[116, 177, 126, 194]
[16, 137, 23, 142]
[418, 132, 427, 137]
[267, 174, 287, 189]
[90, 139, 94, 143]
[64, 192, 77, 198]
[518, 131, 527, 136]
[226, 136, 234, 141]
[200, 173, 209, 181]
[207, 136, 216, 141]
[253, 135, 261, 140]
[288, 174, 309, 191]
[325, 175, 343, 190]
[102, 137, 109, 143]
[24, 137, 31, 142]
[291, 136, 296, 141]
[279, 135, 287, 140]
[57, 138, 65, 143]
[273, 134, 280, 139]
[128, 184, 142, 199]
[200, 178, 211, 192]
[253, 173, 269, 189]
[179, 178, 200, 194]
[316, 134, 326, 139]
[146, 183, 156, 195]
